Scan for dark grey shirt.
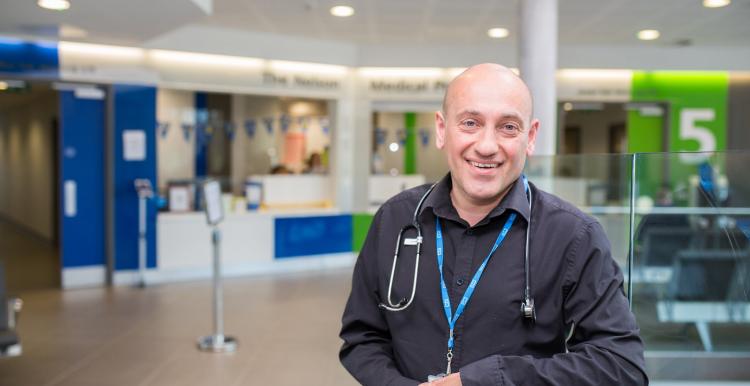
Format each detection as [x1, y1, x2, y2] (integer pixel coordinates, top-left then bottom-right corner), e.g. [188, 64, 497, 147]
[340, 175, 647, 385]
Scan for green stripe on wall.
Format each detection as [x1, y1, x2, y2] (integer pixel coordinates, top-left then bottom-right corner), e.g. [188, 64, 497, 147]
[404, 112, 417, 174]
[352, 213, 375, 252]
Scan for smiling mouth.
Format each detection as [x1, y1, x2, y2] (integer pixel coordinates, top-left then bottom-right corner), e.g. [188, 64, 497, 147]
[469, 160, 499, 169]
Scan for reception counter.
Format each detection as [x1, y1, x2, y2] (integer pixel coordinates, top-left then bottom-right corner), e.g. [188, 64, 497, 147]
[139, 208, 357, 284]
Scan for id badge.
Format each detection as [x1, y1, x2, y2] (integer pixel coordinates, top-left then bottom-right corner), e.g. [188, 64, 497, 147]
[427, 373, 446, 382]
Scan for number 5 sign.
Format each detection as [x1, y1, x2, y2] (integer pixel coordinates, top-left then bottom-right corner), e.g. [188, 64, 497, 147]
[679, 108, 716, 163]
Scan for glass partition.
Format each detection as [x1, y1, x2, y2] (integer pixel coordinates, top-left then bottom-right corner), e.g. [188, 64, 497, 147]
[525, 153, 634, 270]
[528, 151, 750, 380]
[631, 151, 750, 355]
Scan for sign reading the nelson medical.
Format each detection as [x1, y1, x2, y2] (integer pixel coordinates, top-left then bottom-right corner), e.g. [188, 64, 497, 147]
[262, 72, 339, 89]
[368, 79, 449, 93]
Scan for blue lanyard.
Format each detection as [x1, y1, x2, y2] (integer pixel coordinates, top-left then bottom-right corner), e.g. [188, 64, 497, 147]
[435, 212, 516, 350]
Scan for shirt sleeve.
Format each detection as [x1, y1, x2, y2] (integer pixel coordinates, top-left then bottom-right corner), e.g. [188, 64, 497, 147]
[459, 220, 648, 386]
[339, 209, 421, 386]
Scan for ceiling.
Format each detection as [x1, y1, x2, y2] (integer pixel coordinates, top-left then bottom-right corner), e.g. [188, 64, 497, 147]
[1, 0, 748, 48]
[204, 0, 750, 47]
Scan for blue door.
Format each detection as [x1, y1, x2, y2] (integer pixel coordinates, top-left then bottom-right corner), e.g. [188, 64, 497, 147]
[59, 88, 106, 275]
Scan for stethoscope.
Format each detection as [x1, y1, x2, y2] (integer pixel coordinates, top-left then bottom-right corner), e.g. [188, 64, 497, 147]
[378, 175, 536, 323]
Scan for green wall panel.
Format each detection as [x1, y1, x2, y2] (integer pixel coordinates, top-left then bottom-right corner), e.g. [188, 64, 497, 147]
[630, 71, 728, 153]
[352, 213, 375, 252]
[404, 112, 417, 174]
[629, 71, 729, 201]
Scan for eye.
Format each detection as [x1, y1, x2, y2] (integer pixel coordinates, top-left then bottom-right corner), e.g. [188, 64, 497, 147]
[464, 119, 478, 127]
[501, 123, 520, 134]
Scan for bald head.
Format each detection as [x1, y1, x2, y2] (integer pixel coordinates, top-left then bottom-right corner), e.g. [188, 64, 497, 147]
[442, 63, 534, 123]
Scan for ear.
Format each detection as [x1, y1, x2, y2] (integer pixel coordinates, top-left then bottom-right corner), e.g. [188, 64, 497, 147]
[435, 111, 446, 149]
[526, 118, 539, 156]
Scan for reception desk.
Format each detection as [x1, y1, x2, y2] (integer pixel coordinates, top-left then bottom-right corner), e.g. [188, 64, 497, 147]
[150, 209, 356, 284]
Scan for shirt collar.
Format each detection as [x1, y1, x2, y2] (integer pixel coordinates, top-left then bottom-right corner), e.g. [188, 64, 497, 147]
[419, 173, 531, 226]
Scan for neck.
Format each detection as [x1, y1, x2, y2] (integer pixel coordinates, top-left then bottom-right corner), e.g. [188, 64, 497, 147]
[450, 186, 511, 227]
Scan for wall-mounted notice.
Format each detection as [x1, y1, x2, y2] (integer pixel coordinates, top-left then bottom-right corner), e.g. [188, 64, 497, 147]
[169, 186, 191, 212]
[123, 129, 146, 161]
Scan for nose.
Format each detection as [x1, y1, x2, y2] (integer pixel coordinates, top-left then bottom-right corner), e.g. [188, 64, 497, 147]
[474, 127, 499, 157]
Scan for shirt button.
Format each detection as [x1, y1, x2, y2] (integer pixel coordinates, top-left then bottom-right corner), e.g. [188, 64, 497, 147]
[456, 279, 465, 286]
[466, 229, 474, 235]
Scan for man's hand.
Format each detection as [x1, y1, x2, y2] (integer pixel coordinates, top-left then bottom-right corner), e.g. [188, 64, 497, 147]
[418, 372, 462, 386]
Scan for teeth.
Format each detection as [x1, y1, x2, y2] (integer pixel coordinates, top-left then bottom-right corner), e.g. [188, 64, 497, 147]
[471, 161, 497, 168]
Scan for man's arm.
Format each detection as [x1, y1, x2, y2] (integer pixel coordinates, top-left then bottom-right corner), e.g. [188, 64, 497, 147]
[458, 220, 648, 386]
[340, 209, 421, 386]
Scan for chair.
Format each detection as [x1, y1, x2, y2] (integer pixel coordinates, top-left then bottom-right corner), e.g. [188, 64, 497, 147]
[633, 214, 693, 284]
[0, 262, 23, 357]
[657, 249, 750, 351]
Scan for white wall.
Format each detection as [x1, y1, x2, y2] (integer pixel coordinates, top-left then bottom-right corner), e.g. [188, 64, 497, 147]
[156, 89, 195, 193]
[0, 91, 57, 240]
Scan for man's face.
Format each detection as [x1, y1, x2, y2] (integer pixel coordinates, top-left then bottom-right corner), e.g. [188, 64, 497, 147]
[435, 70, 539, 206]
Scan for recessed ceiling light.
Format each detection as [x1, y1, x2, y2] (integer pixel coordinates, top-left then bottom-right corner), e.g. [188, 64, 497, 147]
[563, 102, 573, 111]
[388, 142, 399, 152]
[637, 29, 660, 41]
[38, 0, 71, 11]
[330, 5, 354, 17]
[703, 0, 730, 8]
[487, 27, 510, 39]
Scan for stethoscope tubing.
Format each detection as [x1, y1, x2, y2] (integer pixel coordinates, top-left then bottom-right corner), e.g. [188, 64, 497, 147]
[379, 177, 535, 322]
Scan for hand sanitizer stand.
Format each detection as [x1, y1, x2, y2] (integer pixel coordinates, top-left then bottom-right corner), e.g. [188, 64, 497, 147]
[197, 179, 238, 353]
[133, 179, 154, 288]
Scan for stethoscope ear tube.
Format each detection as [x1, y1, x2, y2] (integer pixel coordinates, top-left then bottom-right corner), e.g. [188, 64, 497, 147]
[378, 183, 437, 312]
[379, 224, 422, 312]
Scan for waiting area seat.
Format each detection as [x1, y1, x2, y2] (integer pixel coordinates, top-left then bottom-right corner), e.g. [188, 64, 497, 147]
[656, 249, 750, 352]
[633, 214, 750, 284]
[0, 263, 22, 357]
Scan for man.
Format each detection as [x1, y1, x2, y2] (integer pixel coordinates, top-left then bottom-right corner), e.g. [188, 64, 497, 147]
[340, 63, 647, 386]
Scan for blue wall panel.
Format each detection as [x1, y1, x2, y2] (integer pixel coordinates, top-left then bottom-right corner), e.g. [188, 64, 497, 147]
[113, 85, 157, 270]
[59, 91, 105, 267]
[0, 38, 58, 77]
[274, 215, 353, 259]
[194, 92, 207, 178]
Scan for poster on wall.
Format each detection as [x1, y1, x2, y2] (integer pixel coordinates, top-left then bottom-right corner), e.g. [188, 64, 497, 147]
[123, 130, 146, 161]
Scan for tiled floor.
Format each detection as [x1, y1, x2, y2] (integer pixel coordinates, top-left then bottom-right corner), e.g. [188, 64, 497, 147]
[0, 271, 359, 386]
[0, 219, 60, 293]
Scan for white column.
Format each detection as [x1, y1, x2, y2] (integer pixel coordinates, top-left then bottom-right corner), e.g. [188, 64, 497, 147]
[519, 0, 558, 156]
[330, 72, 370, 212]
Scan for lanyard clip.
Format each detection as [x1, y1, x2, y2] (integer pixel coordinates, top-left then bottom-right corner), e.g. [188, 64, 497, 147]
[446, 348, 454, 375]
